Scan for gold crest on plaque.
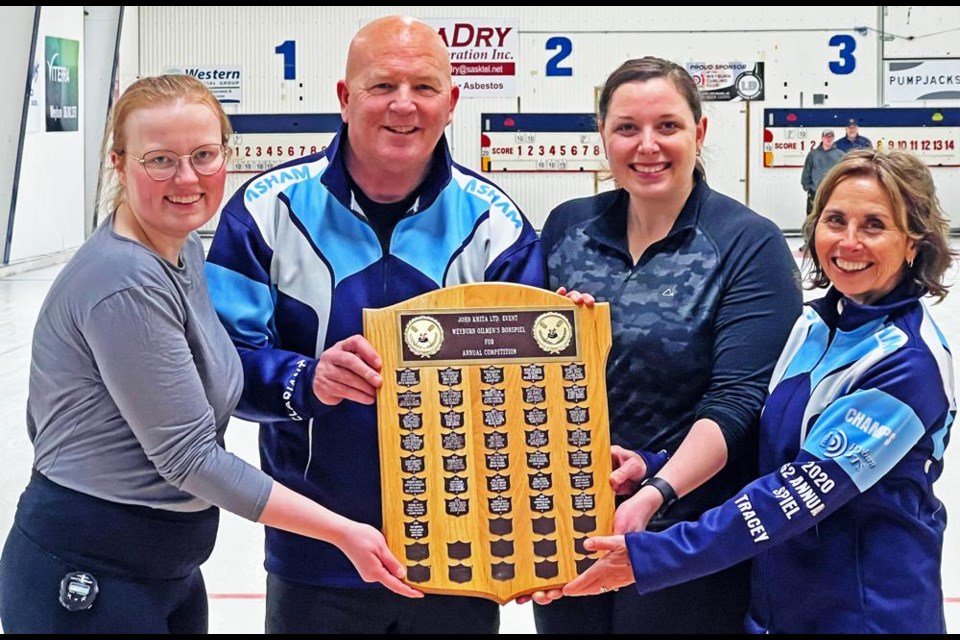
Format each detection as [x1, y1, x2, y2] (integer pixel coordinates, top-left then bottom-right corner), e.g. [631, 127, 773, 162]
[533, 312, 573, 354]
[404, 315, 444, 358]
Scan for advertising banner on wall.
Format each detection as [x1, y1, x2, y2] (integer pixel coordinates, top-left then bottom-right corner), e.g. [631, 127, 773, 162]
[45, 36, 79, 132]
[426, 19, 518, 98]
[685, 61, 764, 101]
[886, 59, 960, 102]
[164, 66, 242, 104]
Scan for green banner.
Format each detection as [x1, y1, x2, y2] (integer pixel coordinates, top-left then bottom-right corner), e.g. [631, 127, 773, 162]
[45, 36, 79, 132]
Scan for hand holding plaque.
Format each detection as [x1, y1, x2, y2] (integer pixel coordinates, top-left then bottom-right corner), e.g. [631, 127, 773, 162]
[364, 283, 613, 603]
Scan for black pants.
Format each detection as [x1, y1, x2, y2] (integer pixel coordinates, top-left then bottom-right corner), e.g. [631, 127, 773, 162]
[265, 573, 500, 634]
[0, 516, 209, 633]
[0, 471, 217, 634]
[533, 561, 751, 634]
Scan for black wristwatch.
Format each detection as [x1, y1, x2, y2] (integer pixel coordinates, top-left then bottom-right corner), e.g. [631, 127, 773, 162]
[641, 476, 679, 516]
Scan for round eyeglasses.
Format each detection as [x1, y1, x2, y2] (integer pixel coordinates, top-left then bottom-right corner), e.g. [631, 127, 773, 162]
[121, 143, 229, 181]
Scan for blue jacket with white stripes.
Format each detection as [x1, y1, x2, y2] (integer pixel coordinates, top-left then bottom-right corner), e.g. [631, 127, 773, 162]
[205, 128, 545, 587]
[624, 281, 954, 633]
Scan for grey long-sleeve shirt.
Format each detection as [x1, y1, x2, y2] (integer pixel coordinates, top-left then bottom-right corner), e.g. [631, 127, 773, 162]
[27, 217, 271, 520]
[800, 146, 844, 193]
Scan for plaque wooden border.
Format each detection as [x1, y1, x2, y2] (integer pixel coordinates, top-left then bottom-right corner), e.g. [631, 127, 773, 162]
[364, 283, 613, 603]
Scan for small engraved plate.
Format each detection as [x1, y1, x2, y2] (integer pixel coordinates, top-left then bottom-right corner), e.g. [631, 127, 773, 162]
[522, 385, 546, 404]
[526, 451, 550, 469]
[441, 431, 466, 451]
[573, 493, 596, 511]
[566, 406, 590, 425]
[570, 472, 594, 490]
[524, 408, 548, 427]
[401, 455, 424, 474]
[528, 472, 553, 491]
[402, 476, 426, 496]
[444, 475, 468, 494]
[488, 495, 513, 515]
[568, 450, 592, 468]
[440, 411, 464, 429]
[399, 412, 423, 431]
[561, 363, 586, 382]
[439, 389, 463, 408]
[483, 408, 506, 427]
[525, 428, 549, 447]
[397, 390, 422, 409]
[487, 474, 510, 493]
[484, 431, 508, 450]
[481, 366, 504, 385]
[485, 452, 509, 471]
[443, 454, 467, 473]
[438, 367, 462, 387]
[396, 368, 420, 387]
[530, 494, 554, 513]
[521, 364, 545, 382]
[481, 387, 506, 406]
[445, 497, 470, 517]
[403, 499, 427, 518]
[564, 384, 587, 403]
[567, 428, 591, 447]
[405, 520, 429, 540]
[400, 433, 424, 452]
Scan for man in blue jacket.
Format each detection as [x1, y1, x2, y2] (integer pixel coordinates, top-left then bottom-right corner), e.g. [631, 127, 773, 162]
[206, 15, 544, 634]
[835, 118, 873, 152]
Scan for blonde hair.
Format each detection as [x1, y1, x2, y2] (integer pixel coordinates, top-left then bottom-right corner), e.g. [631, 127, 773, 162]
[99, 74, 233, 214]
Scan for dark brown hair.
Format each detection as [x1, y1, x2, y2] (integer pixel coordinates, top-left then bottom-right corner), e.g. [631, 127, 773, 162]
[597, 57, 705, 178]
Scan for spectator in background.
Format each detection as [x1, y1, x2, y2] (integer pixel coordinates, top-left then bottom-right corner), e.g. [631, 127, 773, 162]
[801, 129, 844, 215]
[836, 117, 873, 152]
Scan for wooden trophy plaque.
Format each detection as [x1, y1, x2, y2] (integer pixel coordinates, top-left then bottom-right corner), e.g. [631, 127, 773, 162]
[364, 283, 613, 603]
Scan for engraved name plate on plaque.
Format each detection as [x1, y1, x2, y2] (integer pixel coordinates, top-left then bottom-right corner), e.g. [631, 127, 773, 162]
[364, 283, 613, 603]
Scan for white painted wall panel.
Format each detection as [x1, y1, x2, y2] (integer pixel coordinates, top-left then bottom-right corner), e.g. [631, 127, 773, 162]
[0, 6, 37, 263]
[131, 6, 960, 234]
[883, 6, 960, 58]
[10, 6, 85, 263]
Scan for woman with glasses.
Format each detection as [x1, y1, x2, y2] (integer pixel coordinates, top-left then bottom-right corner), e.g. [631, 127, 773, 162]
[0, 75, 419, 634]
